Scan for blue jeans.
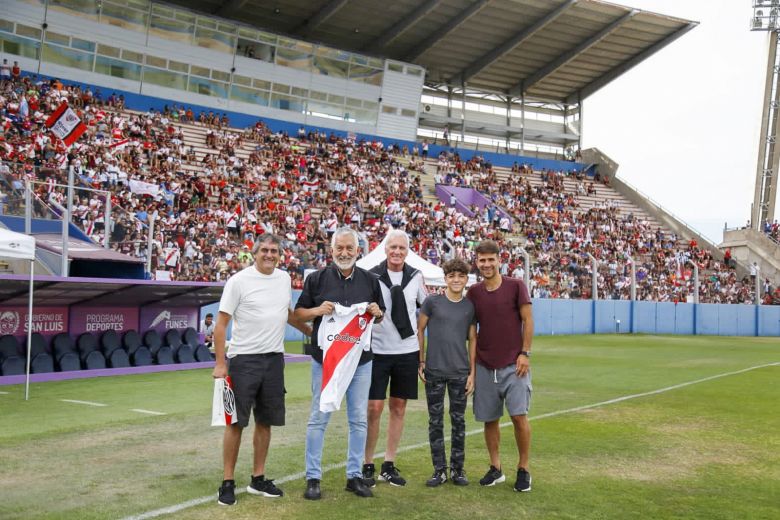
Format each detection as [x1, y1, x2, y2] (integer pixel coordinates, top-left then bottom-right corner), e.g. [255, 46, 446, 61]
[305, 360, 372, 480]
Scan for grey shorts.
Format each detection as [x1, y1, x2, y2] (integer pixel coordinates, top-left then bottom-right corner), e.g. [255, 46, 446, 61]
[473, 363, 532, 422]
[228, 353, 285, 427]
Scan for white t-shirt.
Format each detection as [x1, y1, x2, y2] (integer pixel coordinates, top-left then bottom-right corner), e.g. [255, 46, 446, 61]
[218, 266, 291, 356]
[371, 270, 427, 355]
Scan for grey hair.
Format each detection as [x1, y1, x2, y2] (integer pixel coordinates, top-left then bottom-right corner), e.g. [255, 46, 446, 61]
[252, 233, 282, 254]
[384, 228, 410, 249]
[331, 227, 360, 250]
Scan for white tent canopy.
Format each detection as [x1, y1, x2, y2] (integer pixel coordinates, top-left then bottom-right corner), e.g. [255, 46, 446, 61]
[0, 228, 35, 260]
[0, 228, 36, 400]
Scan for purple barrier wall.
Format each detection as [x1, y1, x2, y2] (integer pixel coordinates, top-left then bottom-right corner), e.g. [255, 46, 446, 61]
[140, 306, 199, 333]
[69, 307, 140, 335]
[0, 307, 68, 337]
[434, 185, 511, 221]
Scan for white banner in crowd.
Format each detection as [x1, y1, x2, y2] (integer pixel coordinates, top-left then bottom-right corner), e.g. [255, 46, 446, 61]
[128, 179, 160, 197]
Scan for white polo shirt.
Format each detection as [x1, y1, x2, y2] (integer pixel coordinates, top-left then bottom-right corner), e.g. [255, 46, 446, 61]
[218, 266, 291, 356]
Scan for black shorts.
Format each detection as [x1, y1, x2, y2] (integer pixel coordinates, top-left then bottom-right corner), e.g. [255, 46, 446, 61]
[368, 352, 419, 400]
[228, 353, 285, 427]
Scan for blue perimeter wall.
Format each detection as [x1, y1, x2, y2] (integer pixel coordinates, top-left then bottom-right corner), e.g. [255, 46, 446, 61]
[38, 74, 584, 173]
[201, 293, 780, 341]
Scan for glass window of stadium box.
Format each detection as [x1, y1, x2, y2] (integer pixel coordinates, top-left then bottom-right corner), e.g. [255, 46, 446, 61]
[230, 84, 269, 106]
[167, 59, 188, 73]
[349, 62, 382, 86]
[188, 76, 228, 98]
[94, 55, 141, 81]
[42, 43, 95, 72]
[276, 38, 313, 71]
[307, 101, 344, 121]
[121, 49, 142, 63]
[48, 0, 99, 21]
[150, 5, 194, 44]
[0, 33, 41, 60]
[99, 0, 149, 34]
[15, 23, 41, 40]
[0, 20, 13, 33]
[142, 66, 187, 90]
[270, 93, 305, 113]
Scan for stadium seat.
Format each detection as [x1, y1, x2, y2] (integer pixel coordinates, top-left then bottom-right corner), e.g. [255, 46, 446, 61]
[164, 329, 182, 349]
[77, 333, 99, 359]
[182, 327, 198, 346]
[83, 350, 106, 370]
[0, 335, 21, 361]
[155, 345, 174, 365]
[101, 330, 121, 355]
[1, 356, 25, 376]
[107, 348, 130, 368]
[52, 333, 76, 359]
[31, 353, 54, 374]
[194, 344, 211, 362]
[57, 351, 81, 372]
[122, 330, 142, 354]
[131, 346, 153, 367]
[27, 333, 48, 358]
[175, 344, 195, 363]
[143, 330, 162, 354]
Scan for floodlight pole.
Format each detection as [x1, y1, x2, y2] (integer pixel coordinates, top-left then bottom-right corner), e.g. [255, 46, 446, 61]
[518, 246, 531, 288]
[146, 211, 157, 277]
[24, 179, 31, 234]
[104, 196, 111, 249]
[61, 166, 74, 277]
[750, 1, 780, 229]
[625, 254, 636, 301]
[586, 252, 599, 301]
[755, 264, 762, 305]
[686, 259, 699, 304]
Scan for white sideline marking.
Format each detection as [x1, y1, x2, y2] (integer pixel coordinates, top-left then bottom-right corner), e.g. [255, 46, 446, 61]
[131, 409, 167, 416]
[61, 399, 108, 407]
[122, 361, 779, 520]
[0, 391, 9, 395]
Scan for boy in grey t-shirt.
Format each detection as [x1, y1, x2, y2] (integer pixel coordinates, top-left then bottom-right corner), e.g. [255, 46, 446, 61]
[417, 258, 476, 487]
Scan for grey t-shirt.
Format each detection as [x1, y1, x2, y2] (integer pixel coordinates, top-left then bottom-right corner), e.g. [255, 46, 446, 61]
[420, 294, 475, 378]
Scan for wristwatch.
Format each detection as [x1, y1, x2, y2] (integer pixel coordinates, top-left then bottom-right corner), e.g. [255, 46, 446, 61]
[519, 351, 531, 358]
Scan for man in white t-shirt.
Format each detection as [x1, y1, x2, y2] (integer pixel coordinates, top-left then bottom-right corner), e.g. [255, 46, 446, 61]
[212, 234, 311, 506]
[363, 229, 427, 487]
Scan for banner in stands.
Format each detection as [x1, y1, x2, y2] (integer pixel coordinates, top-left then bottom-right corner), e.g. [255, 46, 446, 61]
[0, 306, 68, 336]
[69, 307, 139, 335]
[140, 306, 198, 333]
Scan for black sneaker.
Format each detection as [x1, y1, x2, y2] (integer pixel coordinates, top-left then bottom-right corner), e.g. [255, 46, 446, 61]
[513, 468, 532, 492]
[345, 476, 373, 497]
[479, 465, 505, 486]
[362, 463, 376, 488]
[303, 478, 321, 500]
[379, 461, 406, 487]
[450, 468, 469, 486]
[247, 475, 284, 498]
[425, 468, 448, 487]
[217, 479, 236, 506]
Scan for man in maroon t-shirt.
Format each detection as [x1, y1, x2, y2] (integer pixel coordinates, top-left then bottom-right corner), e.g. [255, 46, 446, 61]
[466, 240, 534, 493]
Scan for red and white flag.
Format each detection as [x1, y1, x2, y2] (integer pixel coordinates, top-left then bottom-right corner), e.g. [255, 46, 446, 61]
[211, 377, 238, 426]
[45, 102, 87, 146]
[109, 138, 129, 153]
[318, 303, 374, 413]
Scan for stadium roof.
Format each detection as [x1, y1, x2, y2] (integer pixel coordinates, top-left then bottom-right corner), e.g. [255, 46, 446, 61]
[169, 0, 697, 103]
[0, 275, 223, 307]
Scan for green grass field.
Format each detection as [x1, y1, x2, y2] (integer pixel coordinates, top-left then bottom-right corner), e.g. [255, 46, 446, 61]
[0, 335, 778, 520]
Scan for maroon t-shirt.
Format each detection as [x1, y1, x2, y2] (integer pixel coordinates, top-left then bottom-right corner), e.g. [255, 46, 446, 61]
[467, 276, 531, 369]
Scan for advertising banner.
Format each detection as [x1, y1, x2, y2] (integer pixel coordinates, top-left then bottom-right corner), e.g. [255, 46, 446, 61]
[69, 307, 139, 335]
[139, 306, 198, 333]
[0, 306, 68, 336]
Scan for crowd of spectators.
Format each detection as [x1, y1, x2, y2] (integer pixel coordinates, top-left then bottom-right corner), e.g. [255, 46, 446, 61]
[0, 72, 776, 304]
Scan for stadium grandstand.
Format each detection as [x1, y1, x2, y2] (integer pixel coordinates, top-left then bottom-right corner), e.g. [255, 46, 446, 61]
[0, 0, 778, 310]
